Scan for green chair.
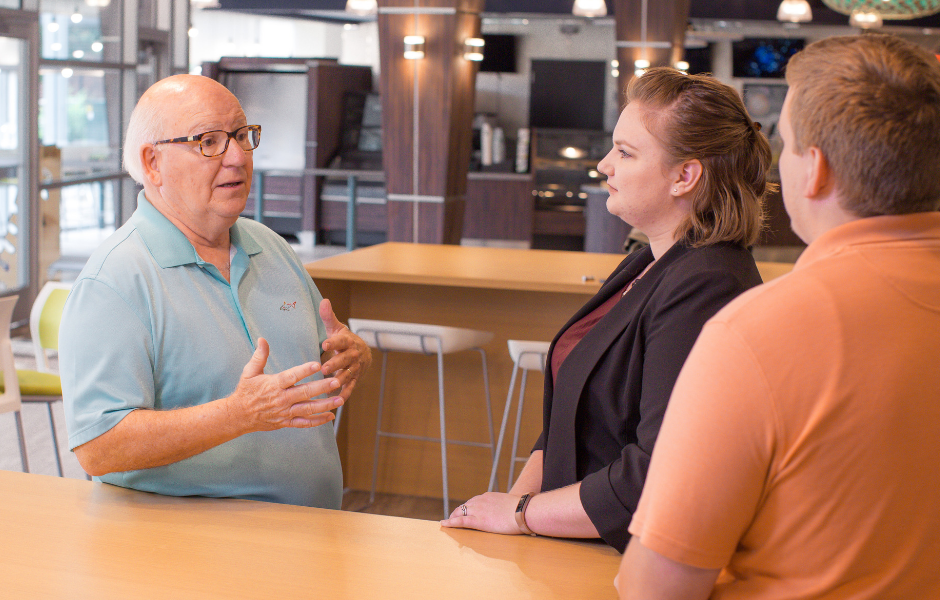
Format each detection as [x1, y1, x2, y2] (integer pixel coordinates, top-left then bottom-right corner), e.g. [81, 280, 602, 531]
[0, 295, 29, 472]
[0, 282, 72, 477]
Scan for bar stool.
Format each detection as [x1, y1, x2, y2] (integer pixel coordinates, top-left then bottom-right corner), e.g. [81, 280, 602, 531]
[348, 318, 495, 517]
[488, 340, 551, 493]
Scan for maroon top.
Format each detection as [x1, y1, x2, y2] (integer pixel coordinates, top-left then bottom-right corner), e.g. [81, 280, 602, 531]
[551, 281, 634, 385]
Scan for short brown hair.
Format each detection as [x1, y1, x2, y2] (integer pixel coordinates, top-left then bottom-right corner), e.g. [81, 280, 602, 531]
[785, 34, 940, 216]
[626, 67, 773, 248]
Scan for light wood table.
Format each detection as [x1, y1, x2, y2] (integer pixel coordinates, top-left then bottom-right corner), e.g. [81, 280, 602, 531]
[307, 242, 792, 504]
[0, 471, 621, 599]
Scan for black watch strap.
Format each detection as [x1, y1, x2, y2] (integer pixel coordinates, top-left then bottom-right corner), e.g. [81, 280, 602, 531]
[514, 493, 537, 536]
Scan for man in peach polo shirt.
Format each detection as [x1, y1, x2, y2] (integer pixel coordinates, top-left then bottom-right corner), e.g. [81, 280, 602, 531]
[617, 34, 940, 599]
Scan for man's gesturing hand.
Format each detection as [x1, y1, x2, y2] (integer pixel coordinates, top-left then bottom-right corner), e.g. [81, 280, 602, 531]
[230, 337, 344, 431]
[319, 298, 371, 401]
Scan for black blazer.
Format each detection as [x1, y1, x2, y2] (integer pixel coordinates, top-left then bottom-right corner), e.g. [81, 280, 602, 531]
[534, 241, 762, 552]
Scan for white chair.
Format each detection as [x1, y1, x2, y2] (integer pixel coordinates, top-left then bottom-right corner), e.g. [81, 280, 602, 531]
[488, 340, 551, 493]
[0, 295, 30, 473]
[347, 318, 495, 517]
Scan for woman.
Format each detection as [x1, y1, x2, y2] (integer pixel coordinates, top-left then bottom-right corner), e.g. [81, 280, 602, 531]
[441, 67, 773, 552]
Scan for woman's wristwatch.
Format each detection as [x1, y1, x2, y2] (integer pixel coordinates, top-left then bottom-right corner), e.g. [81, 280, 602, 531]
[514, 493, 537, 536]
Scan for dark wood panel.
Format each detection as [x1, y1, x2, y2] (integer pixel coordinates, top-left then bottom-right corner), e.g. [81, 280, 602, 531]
[533, 208, 586, 237]
[378, 0, 484, 243]
[262, 175, 302, 195]
[306, 62, 373, 232]
[463, 176, 535, 241]
[759, 187, 805, 247]
[320, 202, 388, 231]
[613, 0, 691, 97]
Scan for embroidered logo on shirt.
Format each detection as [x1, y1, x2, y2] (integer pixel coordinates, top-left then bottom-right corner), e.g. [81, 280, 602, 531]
[280, 301, 298, 312]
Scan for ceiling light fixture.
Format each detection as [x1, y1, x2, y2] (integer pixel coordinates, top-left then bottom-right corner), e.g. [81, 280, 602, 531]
[849, 9, 884, 27]
[572, 0, 607, 18]
[776, 0, 812, 23]
[346, 0, 377, 17]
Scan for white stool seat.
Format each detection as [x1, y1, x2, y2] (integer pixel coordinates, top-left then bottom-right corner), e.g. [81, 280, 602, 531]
[507, 340, 551, 372]
[489, 339, 551, 493]
[349, 319, 494, 354]
[345, 318, 495, 518]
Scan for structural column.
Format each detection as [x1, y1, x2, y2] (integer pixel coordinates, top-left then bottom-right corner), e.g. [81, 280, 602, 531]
[611, 0, 691, 102]
[377, 0, 484, 244]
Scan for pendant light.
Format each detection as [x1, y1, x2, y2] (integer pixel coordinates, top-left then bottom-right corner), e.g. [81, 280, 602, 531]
[346, 0, 378, 17]
[777, 0, 812, 23]
[822, 0, 940, 21]
[572, 0, 608, 18]
[849, 9, 884, 28]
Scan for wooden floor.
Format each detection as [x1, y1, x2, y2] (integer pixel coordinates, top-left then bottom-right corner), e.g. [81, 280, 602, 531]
[341, 489, 461, 521]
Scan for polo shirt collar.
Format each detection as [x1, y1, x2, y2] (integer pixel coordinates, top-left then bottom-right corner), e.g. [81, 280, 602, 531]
[131, 190, 263, 269]
[796, 211, 940, 271]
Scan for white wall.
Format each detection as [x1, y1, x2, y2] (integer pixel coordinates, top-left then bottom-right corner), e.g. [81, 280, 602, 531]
[340, 21, 381, 81]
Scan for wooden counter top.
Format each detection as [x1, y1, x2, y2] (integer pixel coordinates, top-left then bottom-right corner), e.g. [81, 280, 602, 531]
[305, 242, 794, 293]
[306, 242, 624, 294]
[0, 471, 621, 599]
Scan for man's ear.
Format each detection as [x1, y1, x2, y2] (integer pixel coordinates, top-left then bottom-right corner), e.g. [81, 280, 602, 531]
[803, 146, 832, 199]
[140, 145, 162, 188]
[673, 158, 703, 197]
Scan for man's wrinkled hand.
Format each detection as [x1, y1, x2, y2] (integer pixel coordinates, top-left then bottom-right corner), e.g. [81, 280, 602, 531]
[230, 337, 344, 430]
[319, 298, 372, 401]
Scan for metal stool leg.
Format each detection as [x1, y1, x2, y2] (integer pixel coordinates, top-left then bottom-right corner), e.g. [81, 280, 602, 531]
[476, 348, 495, 463]
[369, 351, 389, 505]
[507, 367, 530, 491]
[47, 402, 64, 477]
[436, 345, 450, 518]
[489, 361, 520, 492]
[14, 410, 29, 473]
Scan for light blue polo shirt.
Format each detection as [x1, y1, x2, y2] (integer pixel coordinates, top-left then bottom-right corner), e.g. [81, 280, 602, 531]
[60, 191, 342, 508]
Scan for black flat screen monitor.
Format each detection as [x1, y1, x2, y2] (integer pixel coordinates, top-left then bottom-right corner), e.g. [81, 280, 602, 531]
[480, 34, 517, 73]
[683, 45, 713, 75]
[529, 59, 605, 130]
[732, 38, 804, 79]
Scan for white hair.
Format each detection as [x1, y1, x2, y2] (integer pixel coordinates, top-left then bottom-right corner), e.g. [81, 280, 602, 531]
[122, 94, 164, 185]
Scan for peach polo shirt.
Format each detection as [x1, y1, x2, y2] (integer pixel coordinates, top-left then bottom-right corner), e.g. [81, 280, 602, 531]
[629, 212, 940, 599]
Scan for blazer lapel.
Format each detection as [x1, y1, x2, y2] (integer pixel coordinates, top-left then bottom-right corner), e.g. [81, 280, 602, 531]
[545, 243, 691, 484]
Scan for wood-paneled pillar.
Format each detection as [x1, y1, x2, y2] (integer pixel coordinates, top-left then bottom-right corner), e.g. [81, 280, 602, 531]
[377, 0, 484, 244]
[611, 0, 691, 104]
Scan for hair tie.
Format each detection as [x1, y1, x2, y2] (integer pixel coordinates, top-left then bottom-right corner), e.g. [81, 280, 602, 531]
[753, 121, 762, 132]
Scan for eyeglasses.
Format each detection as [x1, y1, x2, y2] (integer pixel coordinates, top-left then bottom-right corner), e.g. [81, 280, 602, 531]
[152, 125, 262, 157]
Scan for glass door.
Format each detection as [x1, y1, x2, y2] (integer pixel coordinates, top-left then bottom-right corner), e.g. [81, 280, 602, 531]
[0, 12, 40, 325]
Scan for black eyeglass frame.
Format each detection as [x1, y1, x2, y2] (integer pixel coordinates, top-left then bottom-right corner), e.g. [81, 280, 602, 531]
[152, 124, 262, 157]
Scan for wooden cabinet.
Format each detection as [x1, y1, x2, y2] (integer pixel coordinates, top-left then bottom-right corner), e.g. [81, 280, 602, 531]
[463, 172, 535, 243]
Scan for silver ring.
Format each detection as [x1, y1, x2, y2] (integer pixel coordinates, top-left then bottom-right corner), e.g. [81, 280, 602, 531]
[460, 504, 467, 517]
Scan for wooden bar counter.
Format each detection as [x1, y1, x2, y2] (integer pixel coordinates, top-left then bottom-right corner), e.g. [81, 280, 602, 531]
[0, 471, 621, 599]
[306, 242, 792, 505]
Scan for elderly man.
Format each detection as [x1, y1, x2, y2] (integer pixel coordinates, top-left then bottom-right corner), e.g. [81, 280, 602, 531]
[617, 34, 940, 599]
[60, 75, 370, 508]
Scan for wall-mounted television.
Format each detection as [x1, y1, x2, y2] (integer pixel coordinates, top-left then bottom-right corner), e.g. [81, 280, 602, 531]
[480, 34, 518, 73]
[683, 45, 713, 75]
[732, 38, 804, 79]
